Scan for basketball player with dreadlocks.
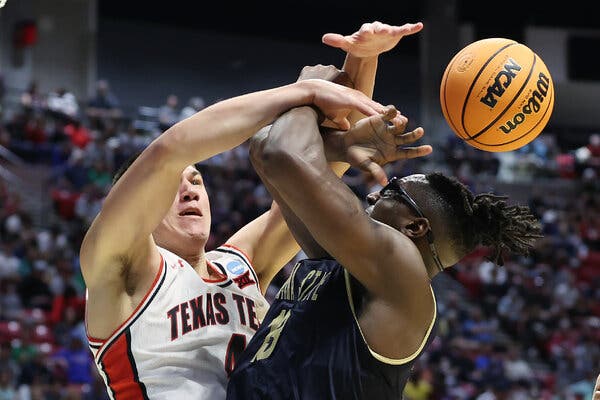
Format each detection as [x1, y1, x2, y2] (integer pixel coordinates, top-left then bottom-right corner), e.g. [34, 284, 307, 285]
[226, 103, 543, 399]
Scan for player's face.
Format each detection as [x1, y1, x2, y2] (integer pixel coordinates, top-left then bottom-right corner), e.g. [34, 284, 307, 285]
[365, 174, 428, 221]
[154, 166, 211, 247]
[366, 174, 446, 272]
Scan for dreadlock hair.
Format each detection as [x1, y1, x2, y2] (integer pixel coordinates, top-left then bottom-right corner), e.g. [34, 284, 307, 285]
[425, 172, 543, 265]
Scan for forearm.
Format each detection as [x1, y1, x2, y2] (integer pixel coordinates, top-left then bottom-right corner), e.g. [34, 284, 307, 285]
[343, 55, 378, 100]
[161, 81, 315, 168]
[250, 108, 332, 259]
[342, 55, 378, 123]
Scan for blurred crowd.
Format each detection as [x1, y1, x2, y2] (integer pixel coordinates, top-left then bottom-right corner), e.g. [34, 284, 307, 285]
[0, 79, 598, 400]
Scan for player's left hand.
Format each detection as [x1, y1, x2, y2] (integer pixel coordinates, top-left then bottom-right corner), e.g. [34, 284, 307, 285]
[593, 372, 600, 400]
[323, 106, 432, 186]
[322, 21, 424, 58]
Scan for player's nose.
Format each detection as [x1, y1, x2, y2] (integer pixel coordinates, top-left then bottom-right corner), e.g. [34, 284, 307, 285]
[180, 183, 200, 202]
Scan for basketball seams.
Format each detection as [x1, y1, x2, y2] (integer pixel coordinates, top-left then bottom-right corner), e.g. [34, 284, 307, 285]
[475, 82, 554, 149]
[440, 38, 554, 152]
[441, 54, 468, 139]
[460, 42, 517, 138]
[468, 50, 537, 142]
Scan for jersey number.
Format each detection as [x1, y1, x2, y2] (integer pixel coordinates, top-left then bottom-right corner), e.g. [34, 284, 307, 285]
[252, 309, 291, 362]
[225, 333, 247, 377]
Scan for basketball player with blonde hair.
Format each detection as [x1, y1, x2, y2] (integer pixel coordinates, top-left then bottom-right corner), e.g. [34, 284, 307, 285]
[80, 21, 425, 399]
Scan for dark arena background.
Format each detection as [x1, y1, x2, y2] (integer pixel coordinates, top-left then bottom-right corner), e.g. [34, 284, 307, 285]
[0, 0, 598, 399]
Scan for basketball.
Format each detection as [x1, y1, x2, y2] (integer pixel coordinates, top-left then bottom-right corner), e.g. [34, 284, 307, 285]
[440, 38, 554, 152]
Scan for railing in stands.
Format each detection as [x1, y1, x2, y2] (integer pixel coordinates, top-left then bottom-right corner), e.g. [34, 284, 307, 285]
[0, 143, 50, 228]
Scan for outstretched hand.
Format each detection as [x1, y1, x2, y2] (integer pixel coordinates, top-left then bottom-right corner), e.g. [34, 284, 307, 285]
[322, 21, 424, 58]
[325, 107, 432, 186]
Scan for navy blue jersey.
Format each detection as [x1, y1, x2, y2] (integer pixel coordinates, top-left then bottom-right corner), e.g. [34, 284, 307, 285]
[226, 258, 437, 400]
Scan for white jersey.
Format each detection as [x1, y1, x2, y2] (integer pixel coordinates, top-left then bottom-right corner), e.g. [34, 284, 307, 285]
[86, 244, 268, 400]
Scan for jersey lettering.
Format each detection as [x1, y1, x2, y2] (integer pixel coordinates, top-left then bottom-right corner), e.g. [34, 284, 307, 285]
[167, 293, 259, 340]
[251, 309, 291, 362]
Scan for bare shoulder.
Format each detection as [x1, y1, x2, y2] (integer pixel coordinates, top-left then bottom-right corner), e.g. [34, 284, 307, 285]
[355, 280, 436, 362]
[84, 238, 162, 340]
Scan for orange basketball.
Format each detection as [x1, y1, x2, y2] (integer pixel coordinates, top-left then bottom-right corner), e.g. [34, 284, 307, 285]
[440, 38, 554, 152]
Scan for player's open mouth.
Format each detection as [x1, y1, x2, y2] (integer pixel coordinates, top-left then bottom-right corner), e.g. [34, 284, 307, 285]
[179, 208, 202, 217]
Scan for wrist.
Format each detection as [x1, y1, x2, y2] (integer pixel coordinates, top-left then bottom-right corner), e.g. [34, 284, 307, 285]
[322, 128, 347, 162]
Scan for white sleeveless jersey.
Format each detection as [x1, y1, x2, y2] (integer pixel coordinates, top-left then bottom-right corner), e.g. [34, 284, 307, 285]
[86, 244, 268, 400]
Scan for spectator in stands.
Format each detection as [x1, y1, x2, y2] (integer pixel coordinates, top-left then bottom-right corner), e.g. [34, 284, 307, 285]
[51, 177, 82, 220]
[0, 369, 16, 400]
[179, 96, 206, 120]
[158, 93, 179, 131]
[86, 79, 122, 126]
[51, 332, 93, 386]
[17, 260, 53, 311]
[46, 87, 79, 121]
[0, 279, 22, 321]
[20, 80, 46, 113]
[63, 119, 92, 150]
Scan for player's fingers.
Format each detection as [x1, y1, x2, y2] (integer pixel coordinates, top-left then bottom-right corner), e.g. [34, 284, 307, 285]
[359, 159, 388, 186]
[322, 33, 349, 51]
[355, 100, 388, 117]
[394, 127, 425, 145]
[393, 145, 433, 160]
[381, 106, 398, 122]
[393, 22, 424, 36]
[387, 113, 408, 132]
[328, 115, 351, 131]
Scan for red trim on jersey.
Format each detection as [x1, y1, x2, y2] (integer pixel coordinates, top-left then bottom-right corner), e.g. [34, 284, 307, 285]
[221, 243, 253, 266]
[101, 334, 145, 400]
[87, 254, 165, 347]
[201, 261, 228, 283]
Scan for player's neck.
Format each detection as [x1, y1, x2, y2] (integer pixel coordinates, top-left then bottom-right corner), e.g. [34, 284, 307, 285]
[181, 251, 209, 276]
[416, 240, 439, 281]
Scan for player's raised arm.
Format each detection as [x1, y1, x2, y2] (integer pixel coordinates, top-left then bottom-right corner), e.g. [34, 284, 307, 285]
[79, 80, 385, 289]
[226, 22, 426, 289]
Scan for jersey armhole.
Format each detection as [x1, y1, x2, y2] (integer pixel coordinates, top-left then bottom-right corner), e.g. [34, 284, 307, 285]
[343, 269, 437, 365]
[216, 243, 261, 293]
[86, 253, 166, 359]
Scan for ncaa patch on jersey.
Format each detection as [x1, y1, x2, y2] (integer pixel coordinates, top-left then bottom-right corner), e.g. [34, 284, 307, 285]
[227, 260, 245, 276]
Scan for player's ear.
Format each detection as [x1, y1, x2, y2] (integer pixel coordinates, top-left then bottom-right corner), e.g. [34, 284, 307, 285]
[401, 217, 429, 239]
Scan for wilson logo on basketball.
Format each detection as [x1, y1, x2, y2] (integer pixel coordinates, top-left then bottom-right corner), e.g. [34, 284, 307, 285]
[480, 58, 522, 108]
[456, 53, 474, 73]
[499, 72, 551, 134]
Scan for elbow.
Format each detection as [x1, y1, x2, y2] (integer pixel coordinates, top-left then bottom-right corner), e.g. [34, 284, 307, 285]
[248, 127, 269, 166]
[251, 142, 300, 181]
[249, 127, 294, 177]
